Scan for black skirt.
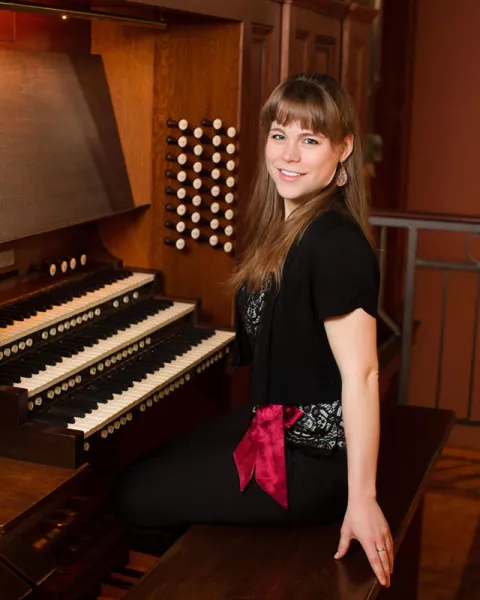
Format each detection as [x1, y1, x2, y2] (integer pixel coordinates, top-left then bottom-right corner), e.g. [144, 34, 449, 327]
[113, 405, 348, 532]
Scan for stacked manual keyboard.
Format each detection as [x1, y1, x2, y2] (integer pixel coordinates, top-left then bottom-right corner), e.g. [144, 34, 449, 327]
[0, 267, 235, 468]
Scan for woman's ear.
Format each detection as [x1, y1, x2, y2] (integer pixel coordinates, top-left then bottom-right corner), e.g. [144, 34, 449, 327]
[340, 134, 354, 162]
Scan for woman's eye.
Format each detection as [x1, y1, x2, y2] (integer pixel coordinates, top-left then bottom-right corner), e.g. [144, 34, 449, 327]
[271, 134, 285, 140]
[303, 138, 318, 145]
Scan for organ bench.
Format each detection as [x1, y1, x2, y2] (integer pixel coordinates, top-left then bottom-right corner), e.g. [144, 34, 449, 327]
[120, 404, 454, 600]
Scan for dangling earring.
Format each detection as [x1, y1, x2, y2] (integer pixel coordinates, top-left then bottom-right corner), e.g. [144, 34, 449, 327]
[336, 162, 348, 187]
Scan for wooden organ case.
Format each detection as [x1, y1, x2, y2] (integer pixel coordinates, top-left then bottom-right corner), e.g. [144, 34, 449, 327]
[0, 1, 378, 599]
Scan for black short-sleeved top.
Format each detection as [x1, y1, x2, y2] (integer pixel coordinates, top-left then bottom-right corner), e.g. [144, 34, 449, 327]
[233, 209, 380, 407]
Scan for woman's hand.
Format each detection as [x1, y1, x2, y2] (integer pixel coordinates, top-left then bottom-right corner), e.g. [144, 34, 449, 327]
[334, 498, 394, 587]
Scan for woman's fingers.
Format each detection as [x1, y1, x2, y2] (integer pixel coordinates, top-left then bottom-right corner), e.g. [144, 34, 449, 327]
[386, 534, 394, 573]
[376, 543, 392, 585]
[364, 541, 390, 587]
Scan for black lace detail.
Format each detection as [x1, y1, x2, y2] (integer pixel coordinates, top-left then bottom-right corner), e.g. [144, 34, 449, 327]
[285, 400, 345, 452]
[239, 281, 271, 344]
[240, 285, 346, 451]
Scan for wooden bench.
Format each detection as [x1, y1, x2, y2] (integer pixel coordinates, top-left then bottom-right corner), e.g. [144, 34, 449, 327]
[123, 404, 454, 600]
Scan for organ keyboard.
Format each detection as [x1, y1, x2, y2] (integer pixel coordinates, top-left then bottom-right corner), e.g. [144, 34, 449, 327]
[0, 269, 156, 357]
[0, 266, 235, 469]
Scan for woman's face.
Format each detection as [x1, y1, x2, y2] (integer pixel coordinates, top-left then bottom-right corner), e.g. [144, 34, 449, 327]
[265, 120, 351, 201]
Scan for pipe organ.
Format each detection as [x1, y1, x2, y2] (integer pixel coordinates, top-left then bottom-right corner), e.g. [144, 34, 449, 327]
[0, 0, 378, 598]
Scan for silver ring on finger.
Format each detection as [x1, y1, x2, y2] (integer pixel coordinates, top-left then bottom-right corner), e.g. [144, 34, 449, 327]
[376, 546, 387, 553]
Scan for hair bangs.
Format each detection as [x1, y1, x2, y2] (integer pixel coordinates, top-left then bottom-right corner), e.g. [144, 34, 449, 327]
[260, 80, 343, 141]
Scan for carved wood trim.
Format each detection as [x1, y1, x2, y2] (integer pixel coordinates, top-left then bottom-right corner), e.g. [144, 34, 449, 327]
[251, 22, 274, 103]
[314, 33, 337, 73]
[281, 1, 292, 79]
[347, 3, 378, 23]
[283, 0, 350, 20]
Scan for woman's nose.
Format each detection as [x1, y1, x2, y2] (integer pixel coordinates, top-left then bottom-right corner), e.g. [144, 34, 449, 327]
[282, 141, 300, 163]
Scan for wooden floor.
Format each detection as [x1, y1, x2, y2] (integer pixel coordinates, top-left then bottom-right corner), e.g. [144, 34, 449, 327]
[419, 446, 480, 599]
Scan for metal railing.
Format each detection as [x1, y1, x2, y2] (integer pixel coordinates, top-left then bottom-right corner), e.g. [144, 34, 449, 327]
[370, 210, 480, 426]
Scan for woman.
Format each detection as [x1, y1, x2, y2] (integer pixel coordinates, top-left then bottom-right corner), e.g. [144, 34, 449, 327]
[114, 73, 394, 587]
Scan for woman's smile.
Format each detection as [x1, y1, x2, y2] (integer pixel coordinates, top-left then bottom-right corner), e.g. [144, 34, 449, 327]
[277, 168, 306, 181]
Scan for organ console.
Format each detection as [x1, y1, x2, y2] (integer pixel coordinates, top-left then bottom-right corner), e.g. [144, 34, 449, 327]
[0, 0, 378, 597]
[0, 8, 239, 597]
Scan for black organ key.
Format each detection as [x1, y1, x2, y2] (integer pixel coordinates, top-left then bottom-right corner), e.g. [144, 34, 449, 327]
[49, 404, 87, 419]
[33, 413, 75, 427]
[63, 397, 99, 411]
[60, 400, 95, 414]
[0, 269, 132, 324]
[0, 298, 173, 380]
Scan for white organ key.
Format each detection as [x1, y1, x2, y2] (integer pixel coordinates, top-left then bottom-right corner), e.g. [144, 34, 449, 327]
[0, 272, 155, 349]
[68, 330, 235, 438]
[16, 302, 195, 397]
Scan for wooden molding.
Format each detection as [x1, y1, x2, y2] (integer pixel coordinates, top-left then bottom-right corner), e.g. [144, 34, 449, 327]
[347, 2, 378, 23]
[283, 0, 351, 20]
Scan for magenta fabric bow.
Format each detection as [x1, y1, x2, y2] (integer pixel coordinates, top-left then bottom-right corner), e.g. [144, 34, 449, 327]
[233, 404, 303, 509]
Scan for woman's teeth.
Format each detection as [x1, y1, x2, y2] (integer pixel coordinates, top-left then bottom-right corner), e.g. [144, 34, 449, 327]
[280, 169, 302, 177]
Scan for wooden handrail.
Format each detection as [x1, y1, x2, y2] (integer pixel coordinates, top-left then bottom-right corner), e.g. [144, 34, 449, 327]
[371, 208, 480, 225]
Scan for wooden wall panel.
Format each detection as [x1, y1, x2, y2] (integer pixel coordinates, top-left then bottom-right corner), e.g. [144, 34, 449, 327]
[281, 3, 341, 78]
[313, 33, 338, 73]
[234, 0, 282, 256]
[341, 4, 377, 132]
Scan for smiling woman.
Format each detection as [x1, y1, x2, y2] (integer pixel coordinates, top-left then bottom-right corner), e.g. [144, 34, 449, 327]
[266, 122, 353, 216]
[232, 72, 372, 291]
[114, 73, 394, 589]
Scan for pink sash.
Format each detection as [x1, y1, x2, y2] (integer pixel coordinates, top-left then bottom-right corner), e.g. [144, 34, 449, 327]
[233, 405, 303, 509]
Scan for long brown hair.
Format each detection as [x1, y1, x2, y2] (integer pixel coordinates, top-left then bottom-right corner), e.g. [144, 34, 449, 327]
[231, 73, 373, 292]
